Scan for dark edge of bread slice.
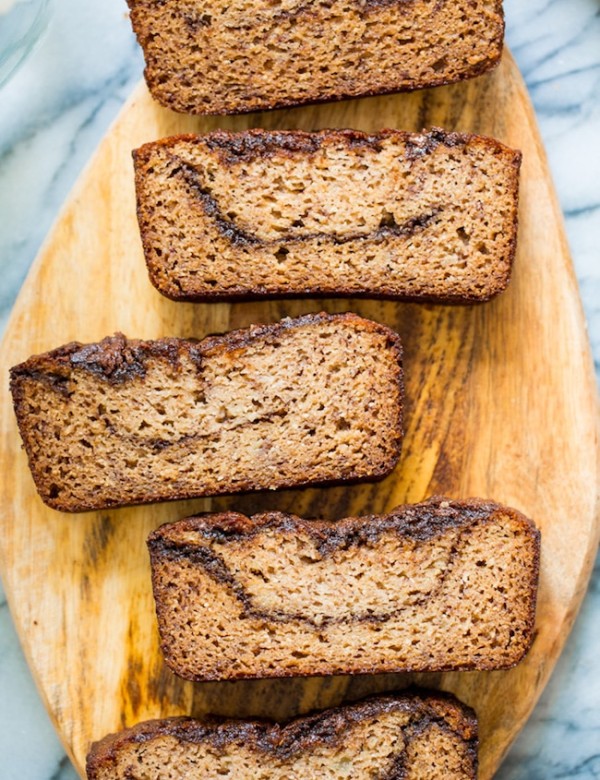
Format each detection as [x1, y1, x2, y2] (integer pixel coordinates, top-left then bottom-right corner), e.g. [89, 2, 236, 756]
[146, 57, 503, 117]
[148, 496, 540, 680]
[86, 690, 478, 779]
[132, 128, 521, 303]
[9, 312, 404, 512]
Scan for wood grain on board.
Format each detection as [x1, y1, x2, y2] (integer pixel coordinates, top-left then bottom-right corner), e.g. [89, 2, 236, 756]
[0, 52, 598, 778]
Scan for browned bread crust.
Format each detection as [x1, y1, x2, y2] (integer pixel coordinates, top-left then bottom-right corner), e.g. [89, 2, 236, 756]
[9, 313, 403, 512]
[86, 691, 478, 779]
[148, 497, 540, 681]
[126, 0, 505, 115]
[133, 128, 521, 302]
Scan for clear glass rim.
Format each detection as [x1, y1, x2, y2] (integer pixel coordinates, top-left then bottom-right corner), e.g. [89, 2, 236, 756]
[0, 0, 51, 89]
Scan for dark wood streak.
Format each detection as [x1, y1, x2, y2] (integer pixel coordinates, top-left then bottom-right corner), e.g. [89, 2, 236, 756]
[120, 617, 144, 726]
[83, 514, 116, 567]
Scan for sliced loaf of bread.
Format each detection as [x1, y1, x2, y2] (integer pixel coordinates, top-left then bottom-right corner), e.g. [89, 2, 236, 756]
[126, 0, 505, 114]
[86, 692, 478, 779]
[10, 313, 403, 512]
[148, 498, 540, 681]
[133, 128, 521, 302]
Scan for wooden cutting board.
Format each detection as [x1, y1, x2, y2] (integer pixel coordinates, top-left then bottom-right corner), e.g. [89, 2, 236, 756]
[0, 51, 598, 778]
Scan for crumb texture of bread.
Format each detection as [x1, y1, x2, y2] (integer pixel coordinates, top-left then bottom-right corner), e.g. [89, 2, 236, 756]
[133, 129, 521, 302]
[9, 313, 403, 512]
[148, 497, 540, 680]
[86, 692, 478, 779]
[126, 0, 504, 114]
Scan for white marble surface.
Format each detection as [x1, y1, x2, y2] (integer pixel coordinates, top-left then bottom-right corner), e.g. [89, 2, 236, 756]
[0, 0, 598, 777]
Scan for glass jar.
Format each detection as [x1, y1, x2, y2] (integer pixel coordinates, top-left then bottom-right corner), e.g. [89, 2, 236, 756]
[0, 0, 51, 88]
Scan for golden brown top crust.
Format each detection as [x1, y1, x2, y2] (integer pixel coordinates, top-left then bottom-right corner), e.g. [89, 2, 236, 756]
[133, 127, 522, 170]
[10, 312, 401, 388]
[86, 691, 477, 777]
[150, 496, 540, 550]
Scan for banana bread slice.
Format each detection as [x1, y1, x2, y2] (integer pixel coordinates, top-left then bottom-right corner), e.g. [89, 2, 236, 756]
[148, 497, 540, 681]
[126, 0, 504, 114]
[9, 313, 403, 512]
[86, 692, 478, 779]
[133, 128, 521, 302]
